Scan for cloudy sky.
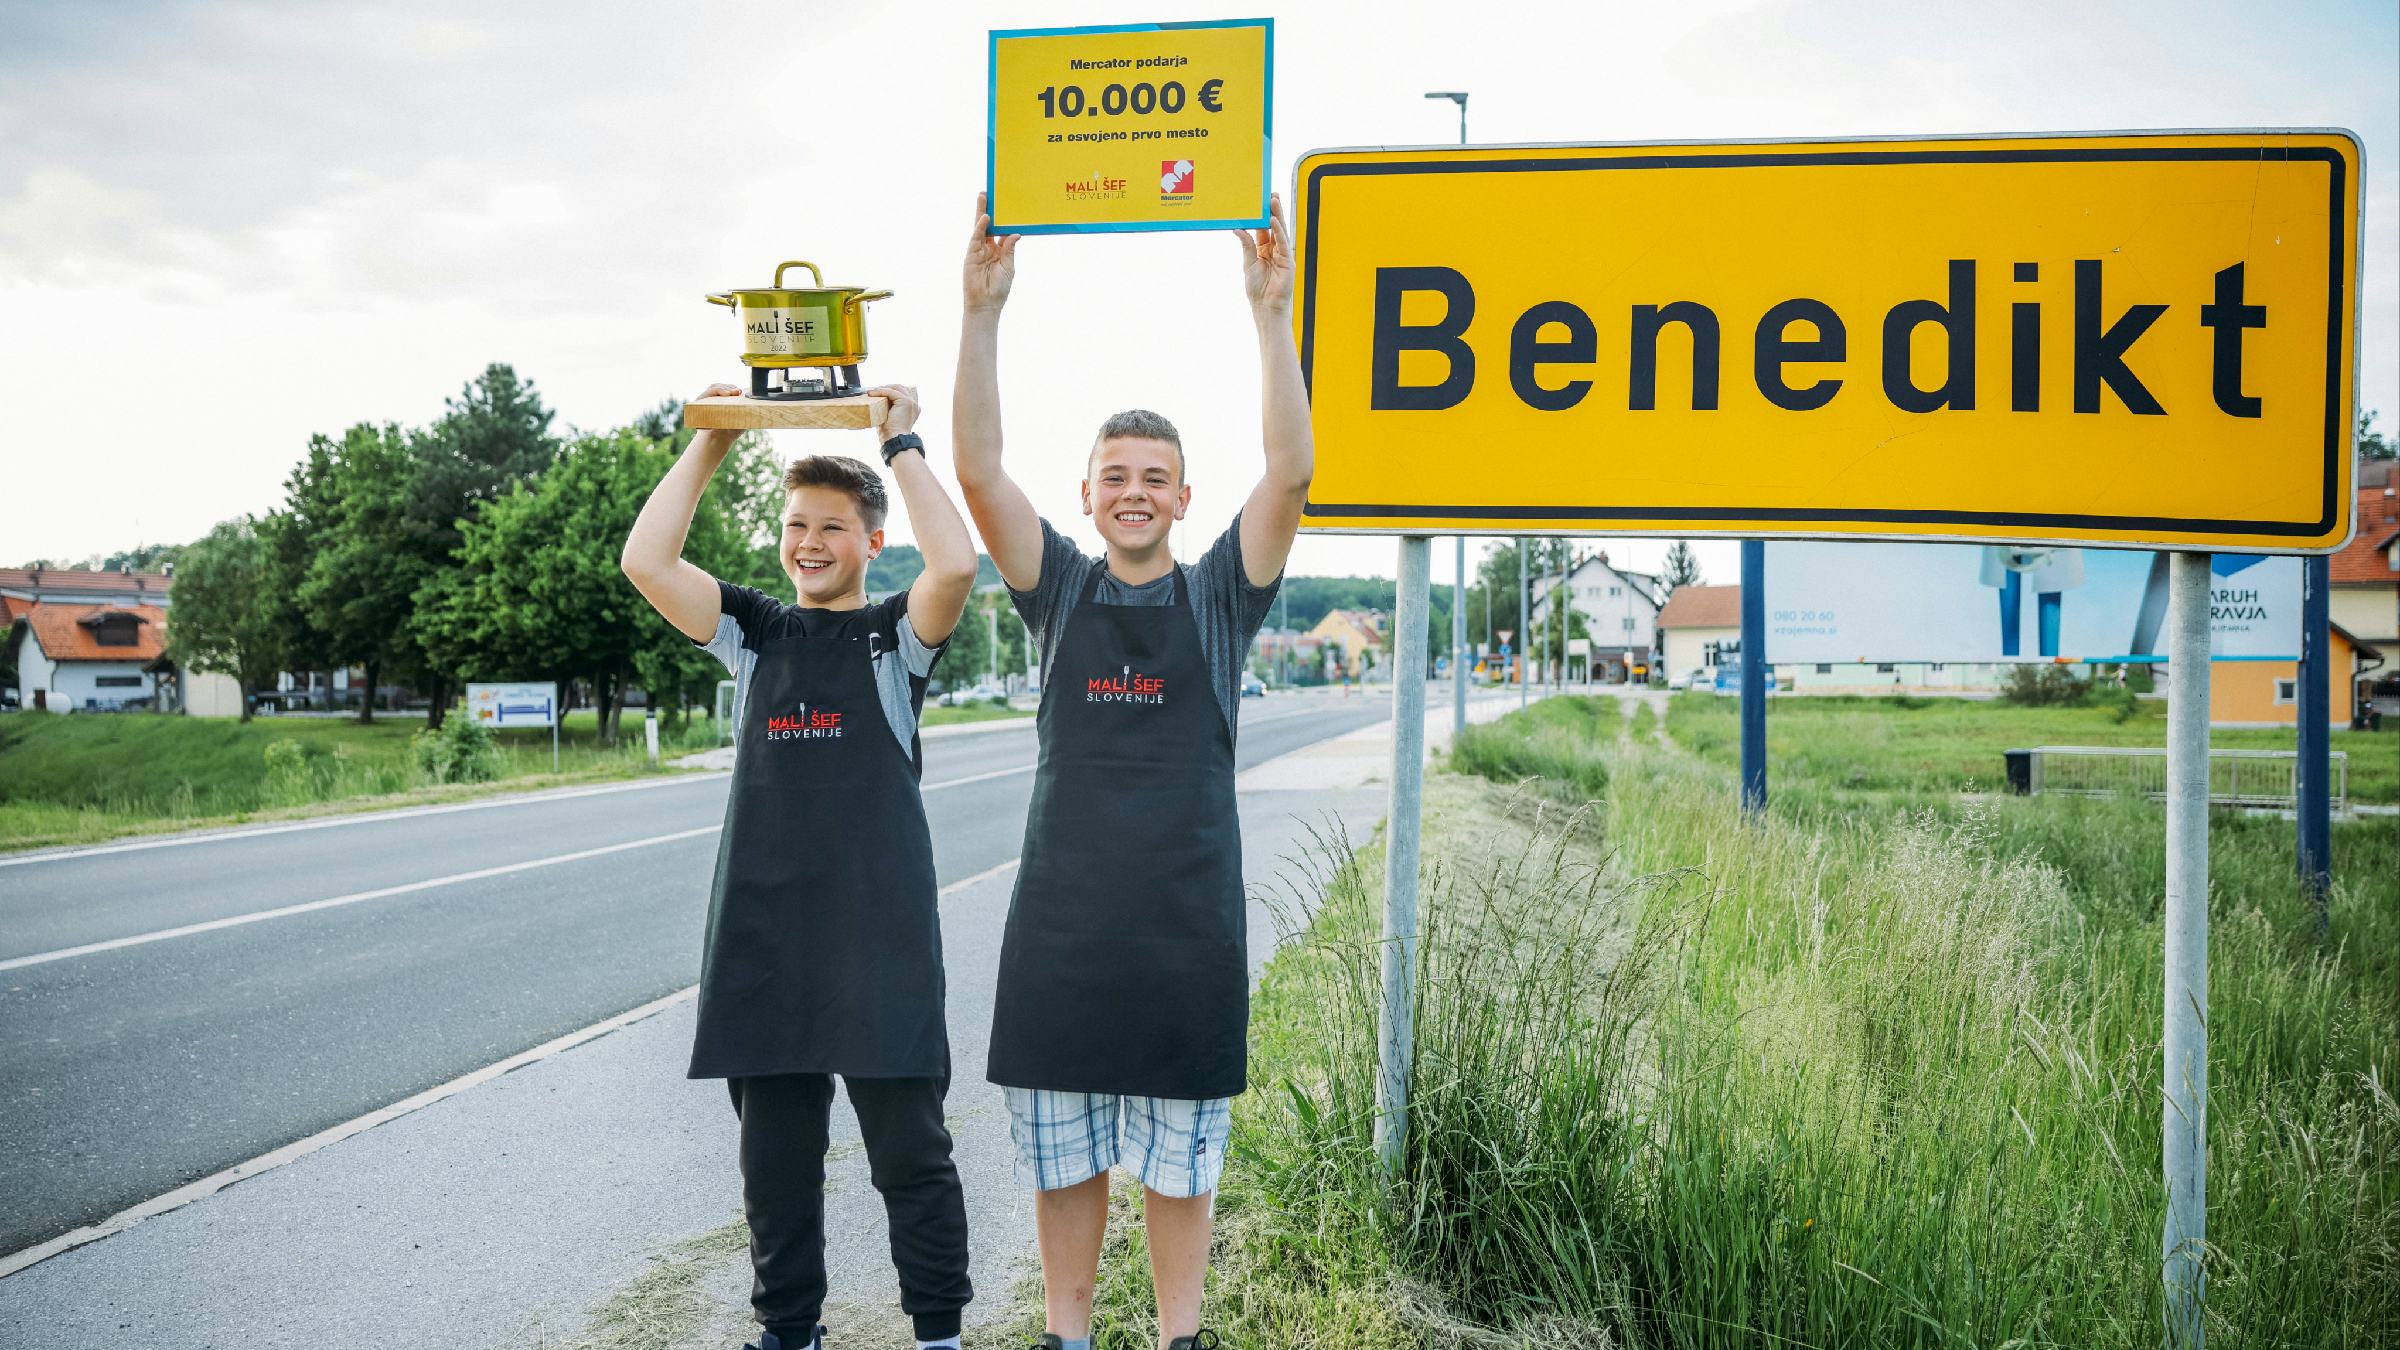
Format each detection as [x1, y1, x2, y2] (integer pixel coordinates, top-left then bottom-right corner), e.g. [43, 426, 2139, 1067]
[3, 0, 2392, 588]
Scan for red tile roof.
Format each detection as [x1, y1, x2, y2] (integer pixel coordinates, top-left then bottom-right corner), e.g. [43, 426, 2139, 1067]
[0, 567, 174, 600]
[2331, 481, 2400, 586]
[21, 603, 169, 663]
[1656, 583, 1741, 629]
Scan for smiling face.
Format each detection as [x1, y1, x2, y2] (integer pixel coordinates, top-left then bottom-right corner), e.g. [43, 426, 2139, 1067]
[1082, 435, 1190, 557]
[781, 485, 882, 606]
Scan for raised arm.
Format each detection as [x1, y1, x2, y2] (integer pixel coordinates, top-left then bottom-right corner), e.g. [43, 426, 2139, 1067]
[870, 385, 976, 645]
[620, 382, 743, 642]
[1235, 194, 1313, 588]
[953, 192, 1045, 592]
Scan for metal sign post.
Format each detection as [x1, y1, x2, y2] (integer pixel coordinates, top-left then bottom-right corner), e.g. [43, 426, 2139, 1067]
[1376, 536, 1431, 1181]
[1740, 540, 1767, 817]
[2297, 555, 2332, 929]
[2162, 552, 2212, 1346]
[1454, 538, 1469, 733]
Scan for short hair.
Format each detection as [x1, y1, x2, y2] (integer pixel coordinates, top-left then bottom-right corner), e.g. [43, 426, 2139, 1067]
[781, 454, 887, 530]
[1090, 409, 1184, 481]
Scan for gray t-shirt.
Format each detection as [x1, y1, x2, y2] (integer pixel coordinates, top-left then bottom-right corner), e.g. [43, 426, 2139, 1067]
[699, 582, 944, 765]
[1009, 515, 1281, 744]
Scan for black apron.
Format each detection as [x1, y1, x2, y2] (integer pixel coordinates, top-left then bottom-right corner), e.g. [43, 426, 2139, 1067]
[987, 563, 1248, 1100]
[687, 623, 948, 1080]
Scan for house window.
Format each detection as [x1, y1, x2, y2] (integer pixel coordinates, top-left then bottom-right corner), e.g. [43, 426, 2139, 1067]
[2274, 678, 2297, 705]
[95, 620, 138, 648]
[1930, 663, 1946, 672]
[1876, 664, 1896, 673]
[1609, 585, 1621, 597]
[1815, 664, 1832, 674]
[95, 675, 144, 688]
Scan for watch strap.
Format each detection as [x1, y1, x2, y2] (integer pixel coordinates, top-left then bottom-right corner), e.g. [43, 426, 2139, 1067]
[879, 432, 925, 465]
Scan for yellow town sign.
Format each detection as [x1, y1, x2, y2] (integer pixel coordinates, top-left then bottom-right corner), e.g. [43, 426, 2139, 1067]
[1292, 131, 2362, 553]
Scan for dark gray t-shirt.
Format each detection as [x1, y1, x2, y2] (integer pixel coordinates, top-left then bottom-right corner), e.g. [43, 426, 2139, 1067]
[699, 583, 943, 766]
[1010, 516, 1281, 745]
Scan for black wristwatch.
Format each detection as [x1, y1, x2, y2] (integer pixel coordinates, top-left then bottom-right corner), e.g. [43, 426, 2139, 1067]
[879, 432, 925, 466]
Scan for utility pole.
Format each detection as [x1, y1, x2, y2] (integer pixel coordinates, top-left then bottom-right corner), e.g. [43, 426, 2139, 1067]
[1428, 89, 1470, 736]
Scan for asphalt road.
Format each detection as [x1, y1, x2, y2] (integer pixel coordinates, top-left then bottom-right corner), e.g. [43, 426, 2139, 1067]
[0, 690, 1396, 1258]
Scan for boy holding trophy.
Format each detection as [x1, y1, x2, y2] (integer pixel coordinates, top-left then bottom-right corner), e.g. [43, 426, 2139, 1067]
[620, 384, 978, 1350]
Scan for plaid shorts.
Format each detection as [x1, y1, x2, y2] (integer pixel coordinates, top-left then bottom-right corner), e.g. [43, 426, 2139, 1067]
[1001, 1087, 1232, 1199]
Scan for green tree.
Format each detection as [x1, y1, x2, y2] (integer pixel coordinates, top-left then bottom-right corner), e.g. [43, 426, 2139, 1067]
[293, 423, 423, 722]
[268, 437, 344, 706]
[2361, 408, 2393, 460]
[403, 365, 565, 723]
[416, 429, 753, 744]
[1661, 539, 1703, 592]
[944, 591, 996, 688]
[164, 517, 284, 721]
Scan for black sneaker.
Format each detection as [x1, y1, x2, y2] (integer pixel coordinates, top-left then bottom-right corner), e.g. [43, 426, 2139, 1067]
[1167, 1333, 1222, 1350]
[1026, 1337, 1066, 1350]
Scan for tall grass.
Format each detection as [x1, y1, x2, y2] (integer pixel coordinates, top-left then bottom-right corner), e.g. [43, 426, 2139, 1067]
[1143, 697, 2397, 1348]
[1446, 694, 1617, 801]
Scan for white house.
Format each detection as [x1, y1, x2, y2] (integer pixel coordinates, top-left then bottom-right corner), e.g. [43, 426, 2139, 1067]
[2, 565, 242, 714]
[1527, 551, 1667, 676]
[1655, 583, 1742, 683]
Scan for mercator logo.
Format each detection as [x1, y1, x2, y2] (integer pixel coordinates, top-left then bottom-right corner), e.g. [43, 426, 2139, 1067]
[764, 702, 845, 741]
[1085, 664, 1167, 706]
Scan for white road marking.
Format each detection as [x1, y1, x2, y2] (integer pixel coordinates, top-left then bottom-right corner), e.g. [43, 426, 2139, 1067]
[0, 855, 1024, 1279]
[0, 772, 730, 869]
[922, 763, 1037, 791]
[0, 827, 723, 973]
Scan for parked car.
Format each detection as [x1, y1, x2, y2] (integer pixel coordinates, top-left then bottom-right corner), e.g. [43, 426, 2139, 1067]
[940, 680, 1009, 707]
[1667, 668, 1707, 691]
[1240, 673, 1265, 699]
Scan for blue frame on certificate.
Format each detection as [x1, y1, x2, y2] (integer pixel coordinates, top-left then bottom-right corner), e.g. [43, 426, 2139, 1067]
[986, 17, 1273, 235]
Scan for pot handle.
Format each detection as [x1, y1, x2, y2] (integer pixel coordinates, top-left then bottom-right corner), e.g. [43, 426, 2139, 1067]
[772, 260, 826, 288]
[846, 289, 895, 310]
[704, 292, 735, 307]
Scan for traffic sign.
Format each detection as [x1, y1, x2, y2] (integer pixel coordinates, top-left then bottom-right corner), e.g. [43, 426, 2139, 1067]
[1291, 130, 2362, 553]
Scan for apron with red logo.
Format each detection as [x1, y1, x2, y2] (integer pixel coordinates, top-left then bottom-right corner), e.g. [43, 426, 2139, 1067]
[987, 563, 1247, 1100]
[687, 626, 947, 1080]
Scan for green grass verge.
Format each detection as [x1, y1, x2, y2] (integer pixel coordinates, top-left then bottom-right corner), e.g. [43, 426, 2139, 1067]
[1664, 690, 2400, 803]
[921, 701, 1033, 727]
[0, 710, 724, 852]
[1089, 695, 2396, 1347]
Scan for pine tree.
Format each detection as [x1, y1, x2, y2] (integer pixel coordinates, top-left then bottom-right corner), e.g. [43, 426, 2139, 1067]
[1662, 539, 1703, 592]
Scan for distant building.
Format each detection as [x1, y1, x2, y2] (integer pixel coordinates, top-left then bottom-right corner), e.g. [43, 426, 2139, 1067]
[2330, 459, 2398, 718]
[1, 565, 248, 714]
[1307, 608, 1385, 673]
[1528, 551, 1665, 678]
[2204, 624, 2381, 727]
[1654, 583, 1740, 683]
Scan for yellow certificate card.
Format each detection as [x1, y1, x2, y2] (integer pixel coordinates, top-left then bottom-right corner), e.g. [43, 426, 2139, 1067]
[988, 18, 1272, 234]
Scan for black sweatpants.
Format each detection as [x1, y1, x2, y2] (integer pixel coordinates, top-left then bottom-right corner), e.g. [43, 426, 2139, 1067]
[726, 1072, 972, 1343]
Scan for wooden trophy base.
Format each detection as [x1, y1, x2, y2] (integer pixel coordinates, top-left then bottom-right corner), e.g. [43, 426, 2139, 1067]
[682, 394, 886, 432]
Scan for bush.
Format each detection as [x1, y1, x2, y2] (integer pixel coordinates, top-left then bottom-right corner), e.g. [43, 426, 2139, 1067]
[412, 714, 500, 784]
[1449, 695, 1614, 801]
[261, 737, 317, 803]
[1997, 663, 2090, 706]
